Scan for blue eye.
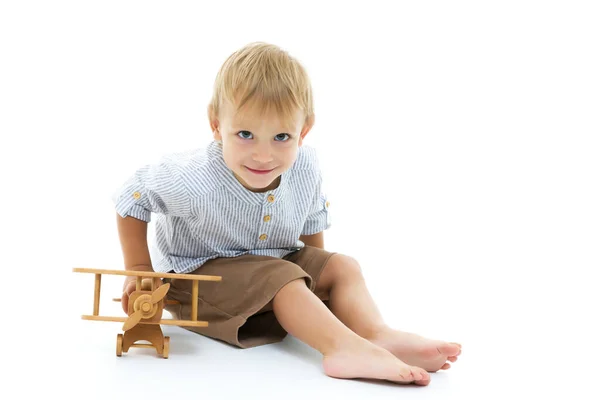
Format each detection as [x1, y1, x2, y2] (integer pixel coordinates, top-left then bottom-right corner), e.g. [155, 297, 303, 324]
[237, 131, 253, 139]
[275, 133, 290, 142]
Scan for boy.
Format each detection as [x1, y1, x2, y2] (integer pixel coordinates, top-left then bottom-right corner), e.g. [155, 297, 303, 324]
[113, 42, 461, 385]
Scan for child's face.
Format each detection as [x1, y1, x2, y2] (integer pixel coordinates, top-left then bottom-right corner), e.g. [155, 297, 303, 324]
[212, 101, 311, 192]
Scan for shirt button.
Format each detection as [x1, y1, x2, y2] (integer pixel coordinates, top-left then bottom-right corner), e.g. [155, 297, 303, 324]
[259, 234, 268, 241]
[263, 215, 271, 222]
[267, 195, 275, 203]
[133, 191, 141, 199]
[325, 201, 330, 208]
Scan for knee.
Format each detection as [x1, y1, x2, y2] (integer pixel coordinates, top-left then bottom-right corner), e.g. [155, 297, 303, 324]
[326, 254, 364, 284]
[339, 254, 363, 278]
[276, 278, 309, 298]
[273, 278, 310, 309]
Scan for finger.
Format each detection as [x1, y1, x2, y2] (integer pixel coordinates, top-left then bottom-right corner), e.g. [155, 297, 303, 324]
[121, 292, 129, 314]
[123, 279, 135, 293]
[125, 281, 139, 296]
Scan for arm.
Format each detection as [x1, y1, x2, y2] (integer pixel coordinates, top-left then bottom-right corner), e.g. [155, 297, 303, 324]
[299, 231, 324, 250]
[113, 160, 188, 312]
[300, 154, 331, 243]
[116, 213, 160, 313]
[116, 213, 154, 273]
[113, 159, 188, 272]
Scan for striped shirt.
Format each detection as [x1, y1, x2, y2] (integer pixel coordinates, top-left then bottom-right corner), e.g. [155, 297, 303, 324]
[112, 140, 331, 274]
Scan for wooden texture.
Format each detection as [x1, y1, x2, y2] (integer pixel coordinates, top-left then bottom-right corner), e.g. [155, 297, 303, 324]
[191, 281, 198, 321]
[122, 284, 167, 331]
[117, 324, 170, 358]
[82, 315, 208, 327]
[112, 297, 180, 305]
[93, 274, 101, 316]
[73, 267, 222, 281]
[75, 267, 220, 358]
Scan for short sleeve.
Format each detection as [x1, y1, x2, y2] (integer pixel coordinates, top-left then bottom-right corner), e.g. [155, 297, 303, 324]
[301, 170, 332, 235]
[112, 160, 190, 222]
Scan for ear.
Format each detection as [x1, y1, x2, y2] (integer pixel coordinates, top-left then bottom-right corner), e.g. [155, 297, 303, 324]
[208, 104, 222, 141]
[298, 115, 314, 146]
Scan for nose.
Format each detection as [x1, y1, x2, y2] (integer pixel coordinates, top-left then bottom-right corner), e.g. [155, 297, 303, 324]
[252, 142, 273, 163]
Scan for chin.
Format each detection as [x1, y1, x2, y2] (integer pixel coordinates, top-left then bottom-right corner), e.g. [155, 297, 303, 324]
[235, 172, 265, 186]
[247, 178, 271, 188]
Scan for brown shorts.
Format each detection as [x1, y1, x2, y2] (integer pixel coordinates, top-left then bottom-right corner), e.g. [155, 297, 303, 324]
[163, 246, 336, 349]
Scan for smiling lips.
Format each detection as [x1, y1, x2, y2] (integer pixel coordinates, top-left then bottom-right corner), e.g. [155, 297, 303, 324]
[246, 166, 275, 175]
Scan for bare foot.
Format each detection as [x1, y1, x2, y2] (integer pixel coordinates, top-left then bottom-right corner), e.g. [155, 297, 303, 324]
[367, 328, 462, 372]
[323, 337, 431, 386]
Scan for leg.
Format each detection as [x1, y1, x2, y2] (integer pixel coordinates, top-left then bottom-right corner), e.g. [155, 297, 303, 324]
[315, 254, 462, 372]
[272, 279, 430, 385]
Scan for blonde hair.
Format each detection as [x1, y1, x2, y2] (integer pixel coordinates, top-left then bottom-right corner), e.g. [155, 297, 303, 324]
[209, 42, 314, 131]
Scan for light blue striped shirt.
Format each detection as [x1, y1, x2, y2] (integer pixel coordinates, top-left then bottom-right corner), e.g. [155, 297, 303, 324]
[113, 140, 331, 273]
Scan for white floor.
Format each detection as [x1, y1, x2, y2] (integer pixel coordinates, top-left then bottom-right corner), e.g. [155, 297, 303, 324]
[7, 265, 598, 400]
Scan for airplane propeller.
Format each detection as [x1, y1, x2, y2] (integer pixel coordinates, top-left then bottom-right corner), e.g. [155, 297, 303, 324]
[122, 282, 170, 331]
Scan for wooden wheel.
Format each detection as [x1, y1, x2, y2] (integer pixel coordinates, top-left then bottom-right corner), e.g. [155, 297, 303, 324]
[163, 336, 170, 359]
[116, 333, 123, 357]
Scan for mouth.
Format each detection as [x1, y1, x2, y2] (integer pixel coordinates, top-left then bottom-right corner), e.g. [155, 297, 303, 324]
[245, 166, 275, 175]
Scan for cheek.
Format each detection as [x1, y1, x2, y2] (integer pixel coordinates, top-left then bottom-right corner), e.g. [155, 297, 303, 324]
[224, 140, 243, 156]
[222, 143, 243, 166]
[281, 146, 299, 163]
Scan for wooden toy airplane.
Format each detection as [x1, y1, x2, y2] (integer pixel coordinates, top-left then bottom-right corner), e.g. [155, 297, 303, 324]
[73, 268, 222, 358]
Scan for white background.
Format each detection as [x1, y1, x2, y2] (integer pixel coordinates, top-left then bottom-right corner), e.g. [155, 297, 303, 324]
[1, 1, 599, 399]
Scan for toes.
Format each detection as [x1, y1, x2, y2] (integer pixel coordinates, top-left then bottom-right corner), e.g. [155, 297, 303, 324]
[399, 369, 413, 381]
[413, 368, 431, 385]
[414, 376, 431, 386]
[441, 363, 451, 370]
[411, 371, 424, 381]
[452, 345, 462, 356]
[448, 356, 458, 362]
[413, 368, 429, 381]
[441, 342, 461, 356]
[451, 342, 462, 354]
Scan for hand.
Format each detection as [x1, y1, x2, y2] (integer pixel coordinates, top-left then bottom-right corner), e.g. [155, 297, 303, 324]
[121, 275, 163, 314]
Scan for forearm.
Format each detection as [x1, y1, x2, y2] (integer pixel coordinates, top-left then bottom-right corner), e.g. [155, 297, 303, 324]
[116, 213, 154, 272]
